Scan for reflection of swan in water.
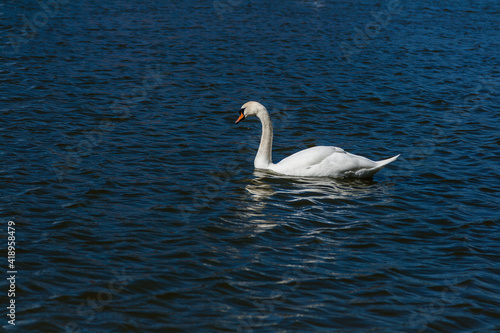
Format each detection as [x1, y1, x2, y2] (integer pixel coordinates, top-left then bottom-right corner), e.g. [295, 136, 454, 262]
[239, 171, 277, 232]
[246, 169, 389, 202]
[245, 172, 276, 200]
[237, 171, 394, 233]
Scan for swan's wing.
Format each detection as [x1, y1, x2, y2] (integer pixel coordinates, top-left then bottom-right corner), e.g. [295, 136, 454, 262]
[271, 146, 399, 178]
[270, 145, 399, 178]
[271, 146, 346, 175]
[277, 146, 344, 167]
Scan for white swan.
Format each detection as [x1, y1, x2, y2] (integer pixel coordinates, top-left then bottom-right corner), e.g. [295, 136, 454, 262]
[235, 101, 400, 179]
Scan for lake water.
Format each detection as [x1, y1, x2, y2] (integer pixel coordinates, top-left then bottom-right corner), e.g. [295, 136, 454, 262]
[1, 0, 499, 332]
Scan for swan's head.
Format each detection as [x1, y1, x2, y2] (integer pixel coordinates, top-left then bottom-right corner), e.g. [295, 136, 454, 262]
[235, 101, 267, 124]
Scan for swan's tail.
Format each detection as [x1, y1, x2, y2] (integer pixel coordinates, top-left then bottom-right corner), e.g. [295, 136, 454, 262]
[355, 154, 400, 178]
[375, 154, 400, 169]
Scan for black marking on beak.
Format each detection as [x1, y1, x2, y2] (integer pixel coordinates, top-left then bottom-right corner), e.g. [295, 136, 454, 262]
[235, 108, 246, 124]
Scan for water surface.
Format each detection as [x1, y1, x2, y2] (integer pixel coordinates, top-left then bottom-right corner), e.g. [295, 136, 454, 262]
[1, 0, 499, 332]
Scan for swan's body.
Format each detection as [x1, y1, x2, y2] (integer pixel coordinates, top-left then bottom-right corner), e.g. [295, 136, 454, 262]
[235, 101, 399, 179]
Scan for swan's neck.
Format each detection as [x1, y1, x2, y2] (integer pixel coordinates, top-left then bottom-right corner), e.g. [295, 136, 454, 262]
[255, 110, 273, 169]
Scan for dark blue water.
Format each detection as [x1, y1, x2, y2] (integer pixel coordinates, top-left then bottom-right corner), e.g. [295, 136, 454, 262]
[1, 0, 500, 332]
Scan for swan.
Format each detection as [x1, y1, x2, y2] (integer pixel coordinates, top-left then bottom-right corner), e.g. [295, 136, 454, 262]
[235, 101, 400, 179]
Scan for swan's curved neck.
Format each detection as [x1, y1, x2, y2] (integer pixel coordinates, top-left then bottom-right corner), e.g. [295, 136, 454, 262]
[255, 110, 273, 169]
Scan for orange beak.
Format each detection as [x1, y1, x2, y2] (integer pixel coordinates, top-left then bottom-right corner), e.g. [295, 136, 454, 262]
[235, 113, 245, 124]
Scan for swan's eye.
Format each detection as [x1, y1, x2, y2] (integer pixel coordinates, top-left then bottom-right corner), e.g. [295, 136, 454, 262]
[239, 108, 245, 116]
